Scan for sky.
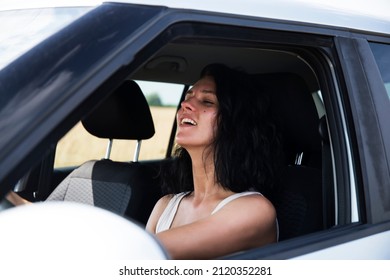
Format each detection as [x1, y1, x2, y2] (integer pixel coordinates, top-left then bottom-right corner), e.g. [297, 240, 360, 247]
[136, 81, 184, 106]
[296, 0, 389, 19]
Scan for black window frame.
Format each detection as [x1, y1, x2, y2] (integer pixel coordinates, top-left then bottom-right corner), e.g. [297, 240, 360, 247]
[335, 37, 390, 224]
[1, 2, 390, 259]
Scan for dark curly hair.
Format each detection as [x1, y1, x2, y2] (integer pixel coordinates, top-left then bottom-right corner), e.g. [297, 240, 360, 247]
[161, 63, 282, 195]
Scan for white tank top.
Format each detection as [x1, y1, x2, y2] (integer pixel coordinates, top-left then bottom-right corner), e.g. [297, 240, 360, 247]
[155, 191, 278, 241]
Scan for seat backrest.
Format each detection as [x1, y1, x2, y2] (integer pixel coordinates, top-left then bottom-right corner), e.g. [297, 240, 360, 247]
[47, 80, 161, 225]
[254, 73, 323, 240]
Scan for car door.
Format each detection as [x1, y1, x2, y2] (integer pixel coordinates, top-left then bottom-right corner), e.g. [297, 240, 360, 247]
[0, 2, 389, 259]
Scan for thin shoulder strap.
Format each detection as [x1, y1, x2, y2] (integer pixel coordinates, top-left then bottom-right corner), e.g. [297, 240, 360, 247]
[155, 192, 188, 233]
[211, 191, 262, 214]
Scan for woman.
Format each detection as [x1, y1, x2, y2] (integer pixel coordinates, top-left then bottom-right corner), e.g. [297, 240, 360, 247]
[146, 64, 282, 259]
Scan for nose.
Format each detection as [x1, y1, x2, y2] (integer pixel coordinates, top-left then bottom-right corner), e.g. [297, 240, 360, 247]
[180, 98, 195, 112]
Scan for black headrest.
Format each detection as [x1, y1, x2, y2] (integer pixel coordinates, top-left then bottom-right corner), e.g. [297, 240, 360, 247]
[82, 80, 155, 140]
[253, 73, 321, 161]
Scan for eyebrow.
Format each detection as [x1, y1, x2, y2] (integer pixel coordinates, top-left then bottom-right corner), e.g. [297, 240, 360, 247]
[201, 89, 215, 94]
[186, 88, 215, 95]
[185, 88, 217, 96]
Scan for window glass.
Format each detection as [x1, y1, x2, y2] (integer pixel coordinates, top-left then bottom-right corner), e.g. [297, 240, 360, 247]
[138, 80, 183, 159]
[370, 42, 390, 99]
[0, 7, 93, 71]
[54, 81, 183, 168]
[312, 90, 325, 118]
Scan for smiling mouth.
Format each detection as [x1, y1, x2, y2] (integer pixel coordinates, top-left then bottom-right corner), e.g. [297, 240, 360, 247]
[181, 118, 197, 126]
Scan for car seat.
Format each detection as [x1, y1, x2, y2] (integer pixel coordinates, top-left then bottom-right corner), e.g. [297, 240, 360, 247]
[255, 73, 323, 240]
[46, 80, 162, 225]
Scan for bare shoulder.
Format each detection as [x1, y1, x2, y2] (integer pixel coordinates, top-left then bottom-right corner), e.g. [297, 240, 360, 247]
[145, 194, 174, 232]
[217, 193, 277, 226]
[212, 193, 277, 245]
[156, 194, 174, 208]
[227, 193, 274, 209]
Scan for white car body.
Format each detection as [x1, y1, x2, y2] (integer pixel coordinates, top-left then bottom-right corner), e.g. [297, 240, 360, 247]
[0, 0, 389, 261]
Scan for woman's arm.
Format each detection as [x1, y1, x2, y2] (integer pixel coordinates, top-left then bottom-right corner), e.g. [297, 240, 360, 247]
[6, 192, 30, 206]
[156, 195, 277, 259]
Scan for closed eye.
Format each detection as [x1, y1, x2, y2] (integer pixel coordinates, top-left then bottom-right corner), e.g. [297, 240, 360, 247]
[184, 92, 193, 100]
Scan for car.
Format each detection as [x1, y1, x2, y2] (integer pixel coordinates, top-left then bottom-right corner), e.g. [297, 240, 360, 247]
[0, 0, 389, 261]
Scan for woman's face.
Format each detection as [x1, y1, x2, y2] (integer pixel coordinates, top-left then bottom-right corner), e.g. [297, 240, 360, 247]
[176, 75, 219, 150]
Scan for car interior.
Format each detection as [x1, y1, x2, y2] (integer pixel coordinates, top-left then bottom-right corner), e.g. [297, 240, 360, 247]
[6, 36, 334, 249]
[45, 80, 161, 225]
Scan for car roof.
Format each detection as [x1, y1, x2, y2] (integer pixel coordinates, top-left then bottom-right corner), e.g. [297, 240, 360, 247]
[2, 0, 389, 35]
[113, 0, 390, 35]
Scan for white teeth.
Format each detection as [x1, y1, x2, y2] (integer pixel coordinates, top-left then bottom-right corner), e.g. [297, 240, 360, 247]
[181, 118, 197, 126]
